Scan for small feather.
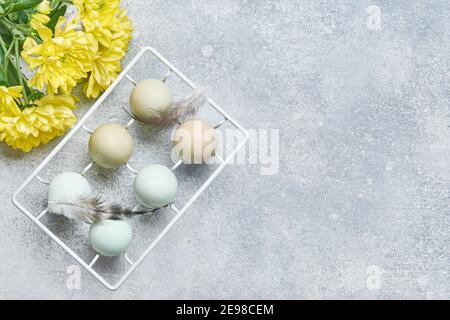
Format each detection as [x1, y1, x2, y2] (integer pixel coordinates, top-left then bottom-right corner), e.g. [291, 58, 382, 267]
[48, 195, 159, 224]
[171, 88, 207, 123]
[138, 88, 207, 132]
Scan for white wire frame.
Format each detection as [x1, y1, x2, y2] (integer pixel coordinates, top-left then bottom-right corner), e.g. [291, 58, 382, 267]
[11, 47, 249, 291]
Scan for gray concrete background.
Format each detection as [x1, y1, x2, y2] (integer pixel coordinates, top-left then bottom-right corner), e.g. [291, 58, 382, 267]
[1, 0, 450, 299]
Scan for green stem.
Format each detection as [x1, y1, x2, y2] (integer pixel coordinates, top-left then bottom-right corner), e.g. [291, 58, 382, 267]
[1, 48, 30, 89]
[14, 38, 29, 104]
[1, 39, 12, 83]
[4, 37, 14, 74]
[4, 38, 14, 57]
[0, 34, 11, 83]
[0, 33, 7, 53]
[0, 2, 13, 20]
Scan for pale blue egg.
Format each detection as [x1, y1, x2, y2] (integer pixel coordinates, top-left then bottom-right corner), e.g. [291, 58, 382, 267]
[133, 164, 178, 208]
[89, 220, 133, 257]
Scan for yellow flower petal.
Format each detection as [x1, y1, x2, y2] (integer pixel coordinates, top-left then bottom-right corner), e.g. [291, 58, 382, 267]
[0, 86, 22, 114]
[22, 16, 98, 95]
[74, 0, 121, 47]
[81, 8, 133, 98]
[37, 26, 53, 40]
[0, 95, 78, 152]
[30, 13, 50, 30]
[37, 0, 51, 14]
[23, 37, 37, 51]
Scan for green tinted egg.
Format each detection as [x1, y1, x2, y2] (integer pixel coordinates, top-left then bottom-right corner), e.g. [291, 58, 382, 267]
[133, 164, 178, 208]
[89, 220, 133, 257]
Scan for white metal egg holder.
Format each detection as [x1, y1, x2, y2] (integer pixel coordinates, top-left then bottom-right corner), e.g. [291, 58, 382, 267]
[11, 47, 249, 291]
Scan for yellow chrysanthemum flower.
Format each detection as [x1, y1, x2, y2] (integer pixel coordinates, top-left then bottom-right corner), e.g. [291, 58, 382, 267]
[22, 16, 98, 95]
[83, 9, 133, 98]
[74, 0, 121, 47]
[111, 9, 133, 52]
[83, 45, 123, 98]
[0, 95, 78, 152]
[0, 86, 22, 114]
[30, 0, 51, 30]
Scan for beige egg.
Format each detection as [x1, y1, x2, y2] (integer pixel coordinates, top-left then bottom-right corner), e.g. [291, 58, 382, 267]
[173, 119, 217, 164]
[89, 124, 134, 168]
[130, 79, 173, 122]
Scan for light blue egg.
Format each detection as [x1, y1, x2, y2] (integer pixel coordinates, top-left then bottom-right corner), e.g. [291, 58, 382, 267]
[133, 164, 178, 208]
[89, 220, 133, 257]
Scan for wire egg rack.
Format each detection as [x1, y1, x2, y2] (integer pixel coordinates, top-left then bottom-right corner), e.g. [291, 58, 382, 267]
[11, 47, 249, 290]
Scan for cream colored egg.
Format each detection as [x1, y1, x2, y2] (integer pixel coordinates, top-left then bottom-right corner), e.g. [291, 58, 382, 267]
[130, 79, 173, 122]
[173, 119, 217, 164]
[89, 124, 134, 168]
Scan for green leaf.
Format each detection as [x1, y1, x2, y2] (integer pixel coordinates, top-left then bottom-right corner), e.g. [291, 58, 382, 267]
[18, 9, 32, 24]
[50, 0, 71, 9]
[46, 3, 66, 31]
[0, 25, 10, 36]
[0, 33, 13, 47]
[28, 88, 44, 102]
[7, 11, 19, 21]
[5, 57, 20, 86]
[9, 0, 44, 13]
[0, 45, 8, 86]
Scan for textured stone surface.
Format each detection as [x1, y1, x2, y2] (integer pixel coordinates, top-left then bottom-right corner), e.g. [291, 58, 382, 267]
[1, 0, 450, 299]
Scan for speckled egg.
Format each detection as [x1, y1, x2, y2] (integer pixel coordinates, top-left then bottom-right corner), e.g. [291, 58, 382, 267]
[133, 164, 178, 208]
[173, 119, 217, 164]
[89, 220, 133, 257]
[89, 124, 134, 169]
[47, 172, 91, 219]
[130, 79, 173, 123]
